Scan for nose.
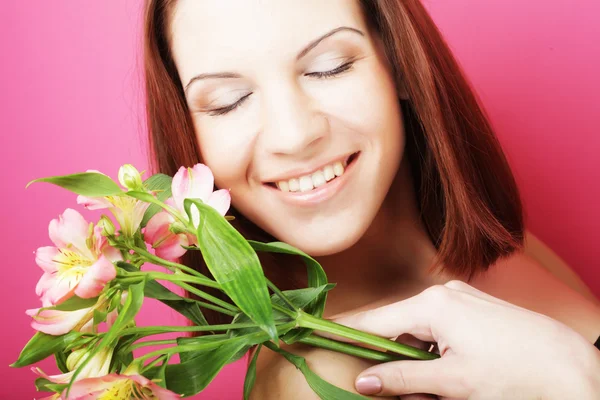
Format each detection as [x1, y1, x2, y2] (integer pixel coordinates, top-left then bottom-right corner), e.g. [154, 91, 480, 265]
[260, 80, 329, 157]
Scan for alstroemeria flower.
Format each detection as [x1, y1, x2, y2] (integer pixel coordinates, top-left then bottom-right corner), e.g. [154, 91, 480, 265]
[27, 291, 123, 336]
[26, 306, 94, 336]
[144, 164, 230, 260]
[35, 209, 121, 307]
[63, 372, 181, 399]
[32, 347, 113, 385]
[77, 167, 151, 237]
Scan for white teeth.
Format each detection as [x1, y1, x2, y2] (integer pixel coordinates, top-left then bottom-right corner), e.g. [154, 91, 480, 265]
[288, 178, 299, 192]
[299, 176, 314, 192]
[275, 157, 351, 192]
[312, 171, 326, 188]
[277, 180, 289, 192]
[333, 161, 344, 177]
[323, 165, 335, 181]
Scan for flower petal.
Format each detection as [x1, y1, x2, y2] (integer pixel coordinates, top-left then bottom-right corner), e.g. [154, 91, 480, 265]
[154, 233, 189, 261]
[172, 164, 214, 212]
[128, 374, 182, 399]
[35, 272, 56, 299]
[32, 366, 73, 384]
[207, 189, 231, 216]
[66, 374, 181, 400]
[35, 246, 60, 273]
[77, 195, 112, 210]
[28, 307, 90, 336]
[74, 256, 116, 299]
[49, 209, 93, 258]
[144, 211, 174, 245]
[40, 274, 77, 306]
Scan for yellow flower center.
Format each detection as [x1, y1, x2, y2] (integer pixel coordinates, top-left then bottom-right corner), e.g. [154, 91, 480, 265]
[97, 378, 156, 400]
[54, 248, 94, 284]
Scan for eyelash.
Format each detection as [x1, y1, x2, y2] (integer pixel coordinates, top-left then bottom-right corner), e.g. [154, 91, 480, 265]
[207, 60, 356, 117]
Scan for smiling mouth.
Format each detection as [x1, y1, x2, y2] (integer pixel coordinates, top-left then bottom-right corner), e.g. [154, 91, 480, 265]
[266, 152, 360, 193]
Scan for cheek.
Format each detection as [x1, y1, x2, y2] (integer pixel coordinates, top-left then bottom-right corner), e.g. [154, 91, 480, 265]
[320, 62, 401, 139]
[193, 119, 254, 190]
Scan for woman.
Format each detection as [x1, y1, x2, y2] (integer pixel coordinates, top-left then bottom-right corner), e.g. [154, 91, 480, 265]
[142, 0, 600, 397]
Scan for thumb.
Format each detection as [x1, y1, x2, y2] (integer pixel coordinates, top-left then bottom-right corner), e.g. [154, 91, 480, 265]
[354, 357, 468, 398]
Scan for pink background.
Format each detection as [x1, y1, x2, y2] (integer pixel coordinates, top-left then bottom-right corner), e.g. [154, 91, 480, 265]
[2, 1, 598, 398]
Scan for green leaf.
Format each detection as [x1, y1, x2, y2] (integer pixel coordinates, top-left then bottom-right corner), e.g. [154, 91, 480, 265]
[116, 261, 209, 326]
[35, 377, 66, 393]
[141, 173, 173, 228]
[164, 339, 250, 397]
[249, 241, 329, 343]
[66, 282, 145, 395]
[244, 345, 262, 400]
[264, 343, 369, 400]
[231, 285, 335, 338]
[176, 335, 230, 363]
[93, 308, 108, 326]
[186, 199, 276, 342]
[52, 296, 99, 312]
[26, 172, 122, 197]
[11, 331, 82, 368]
[55, 350, 69, 374]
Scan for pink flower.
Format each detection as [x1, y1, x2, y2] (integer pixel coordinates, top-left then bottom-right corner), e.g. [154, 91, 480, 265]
[77, 167, 150, 237]
[143, 210, 189, 261]
[78, 195, 150, 238]
[144, 164, 230, 261]
[26, 307, 94, 336]
[35, 209, 121, 307]
[31, 348, 113, 384]
[27, 292, 123, 336]
[63, 373, 180, 399]
[171, 164, 231, 221]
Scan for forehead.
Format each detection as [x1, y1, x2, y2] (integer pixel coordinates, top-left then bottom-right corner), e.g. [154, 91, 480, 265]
[169, 0, 366, 80]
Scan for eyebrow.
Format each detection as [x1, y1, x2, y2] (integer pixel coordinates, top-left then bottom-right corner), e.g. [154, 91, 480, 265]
[183, 26, 365, 96]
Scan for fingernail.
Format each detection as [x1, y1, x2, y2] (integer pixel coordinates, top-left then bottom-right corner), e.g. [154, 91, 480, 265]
[355, 375, 382, 395]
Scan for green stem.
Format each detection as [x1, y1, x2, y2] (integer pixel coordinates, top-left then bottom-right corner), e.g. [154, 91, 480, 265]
[121, 322, 262, 337]
[298, 335, 403, 363]
[141, 354, 170, 373]
[129, 339, 177, 351]
[266, 279, 297, 311]
[177, 281, 240, 314]
[132, 246, 218, 287]
[297, 311, 438, 360]
[135, 321, 296, 365]
[126, 270, 218, 290]
[272, 303, 297, 319]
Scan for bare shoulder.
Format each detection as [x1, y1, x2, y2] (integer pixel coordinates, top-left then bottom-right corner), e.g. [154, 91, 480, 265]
[470, 243, 600, 342]
[523, 230, 597, 303]
[249, 342, 390, 400]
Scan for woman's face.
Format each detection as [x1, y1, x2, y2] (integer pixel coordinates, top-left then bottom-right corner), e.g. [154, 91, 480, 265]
[170, 0, 404, 256]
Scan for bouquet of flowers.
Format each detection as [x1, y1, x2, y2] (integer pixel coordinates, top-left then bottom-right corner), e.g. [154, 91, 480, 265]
[11, 163, 437, 399]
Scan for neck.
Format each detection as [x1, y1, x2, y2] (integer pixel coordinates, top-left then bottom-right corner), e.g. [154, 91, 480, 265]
[315, 157, 439, 317]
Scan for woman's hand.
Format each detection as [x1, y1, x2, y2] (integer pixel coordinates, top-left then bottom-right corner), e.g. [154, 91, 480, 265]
[332, 281, 600, 399]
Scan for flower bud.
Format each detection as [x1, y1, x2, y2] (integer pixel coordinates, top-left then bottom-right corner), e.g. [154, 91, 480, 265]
[66, 347, 113, 378]
[98, 216, 116, 237]
[66, 348, 88, 371]
[118, 164, 144, 191]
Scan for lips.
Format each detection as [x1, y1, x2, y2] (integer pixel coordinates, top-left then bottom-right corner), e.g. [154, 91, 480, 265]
[263, 152, 361, 206]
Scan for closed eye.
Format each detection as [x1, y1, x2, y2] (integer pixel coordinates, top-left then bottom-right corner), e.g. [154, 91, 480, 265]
[305, 60, 355, 79]
[206, 92, 252, 116]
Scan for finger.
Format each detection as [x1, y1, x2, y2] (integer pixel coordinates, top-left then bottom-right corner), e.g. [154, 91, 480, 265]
[331, 293, 438, 343]
[355, 358, 468, 398]
[443, 280, 521, 310]
[400, 394, 438, 400]
[394, 333, 432, 352]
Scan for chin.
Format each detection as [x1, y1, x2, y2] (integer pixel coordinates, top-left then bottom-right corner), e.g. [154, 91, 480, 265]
[277, 225, 366, 257]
